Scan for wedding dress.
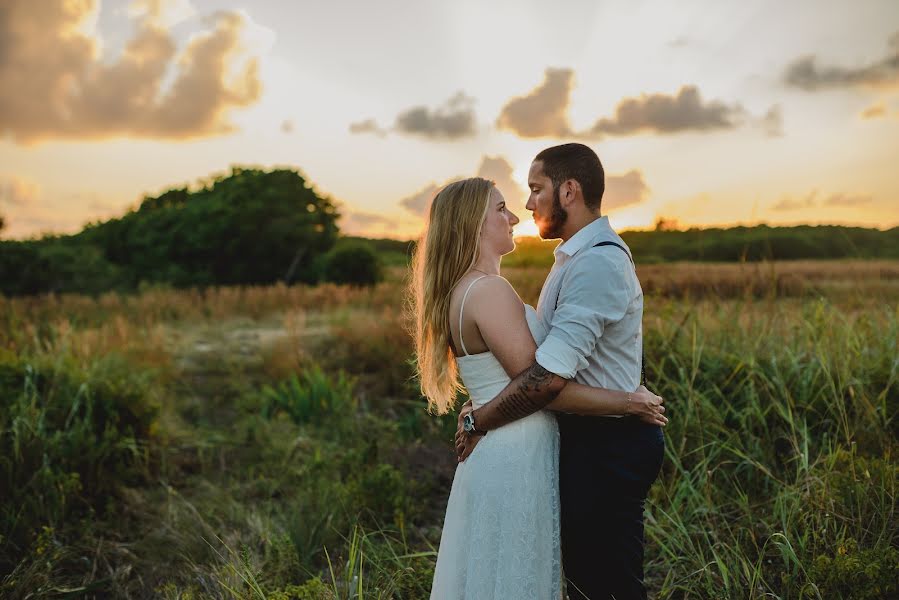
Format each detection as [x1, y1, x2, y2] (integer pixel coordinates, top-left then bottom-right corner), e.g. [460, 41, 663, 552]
[430, 277, 561, 599]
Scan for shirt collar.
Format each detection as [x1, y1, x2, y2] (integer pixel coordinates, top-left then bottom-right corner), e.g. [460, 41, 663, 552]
[553, 216, 613, 260]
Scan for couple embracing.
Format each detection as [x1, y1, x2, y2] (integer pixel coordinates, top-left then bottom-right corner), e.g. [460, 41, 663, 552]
[408, 143, 668, 600]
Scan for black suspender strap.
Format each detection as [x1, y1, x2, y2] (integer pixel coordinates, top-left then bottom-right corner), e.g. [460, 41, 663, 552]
[553, 240, 646, 386]
[592, 241, 634, 264]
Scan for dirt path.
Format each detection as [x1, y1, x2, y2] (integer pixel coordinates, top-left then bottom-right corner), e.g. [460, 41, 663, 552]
[165, 311, 331, 375]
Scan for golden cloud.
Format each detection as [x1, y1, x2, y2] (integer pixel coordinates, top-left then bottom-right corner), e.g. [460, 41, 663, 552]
[496, 70, 761, 140]
[398, 156, 648, 217]
[0, 0, 263, 144]
[495, 68, 574, 138]
[0, 176, 40, 207]
[398, 156, 526, 216]
[604, 170, 651, 211]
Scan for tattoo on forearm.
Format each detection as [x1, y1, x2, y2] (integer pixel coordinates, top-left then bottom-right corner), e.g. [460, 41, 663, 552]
[494, 364, 559, 422]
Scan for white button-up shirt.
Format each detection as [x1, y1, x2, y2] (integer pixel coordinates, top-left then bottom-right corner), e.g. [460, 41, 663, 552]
[535, 216, 643, 409]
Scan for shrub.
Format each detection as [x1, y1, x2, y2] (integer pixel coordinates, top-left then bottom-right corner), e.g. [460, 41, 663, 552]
[268, 577, 335, 600]
[321, 241, 383, 287]
[260, 365, 356, 427]
[807, 540, 899, 600]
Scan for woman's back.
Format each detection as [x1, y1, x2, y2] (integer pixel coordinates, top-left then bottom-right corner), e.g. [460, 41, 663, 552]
[430, 275, 561, 599]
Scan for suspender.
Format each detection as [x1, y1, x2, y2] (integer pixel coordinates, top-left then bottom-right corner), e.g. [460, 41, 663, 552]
[553, 241, 646, 386]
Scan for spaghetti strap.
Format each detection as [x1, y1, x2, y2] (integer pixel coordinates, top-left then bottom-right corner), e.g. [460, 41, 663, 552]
[458, 275, 488, 356]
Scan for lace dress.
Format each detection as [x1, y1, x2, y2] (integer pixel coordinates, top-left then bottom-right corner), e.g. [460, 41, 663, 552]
[430, 284, 561, 599]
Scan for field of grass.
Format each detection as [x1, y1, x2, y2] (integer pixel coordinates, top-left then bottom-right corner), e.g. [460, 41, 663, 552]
[1, 260, 896, 599]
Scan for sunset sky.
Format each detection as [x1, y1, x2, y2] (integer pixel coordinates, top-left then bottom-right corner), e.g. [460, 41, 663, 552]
[1, 0, 898, 240]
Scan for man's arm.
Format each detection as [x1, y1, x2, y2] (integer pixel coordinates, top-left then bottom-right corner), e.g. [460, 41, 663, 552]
[455, 362, 566, 460]
[470, 362, 568, 432]
[457, 248, 634, 458]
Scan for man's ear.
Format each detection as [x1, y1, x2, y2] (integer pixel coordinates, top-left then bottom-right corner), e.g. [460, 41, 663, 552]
[560, 179, 580, 208]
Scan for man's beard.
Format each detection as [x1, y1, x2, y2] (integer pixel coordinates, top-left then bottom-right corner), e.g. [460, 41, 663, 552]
[539, 184, 568, 239]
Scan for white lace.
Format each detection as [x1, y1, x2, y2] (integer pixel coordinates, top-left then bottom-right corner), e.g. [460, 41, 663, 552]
[430, 306, 561, 599]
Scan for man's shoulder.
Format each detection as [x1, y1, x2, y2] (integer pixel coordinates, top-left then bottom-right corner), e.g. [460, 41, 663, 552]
[570, 237, 632, 272]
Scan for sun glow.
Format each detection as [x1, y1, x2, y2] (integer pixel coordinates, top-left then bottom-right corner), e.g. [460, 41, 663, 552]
[513, 218, 540, 238]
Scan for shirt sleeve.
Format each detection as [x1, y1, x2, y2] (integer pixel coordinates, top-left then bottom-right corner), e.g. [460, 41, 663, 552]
[535, 249, 633, 379]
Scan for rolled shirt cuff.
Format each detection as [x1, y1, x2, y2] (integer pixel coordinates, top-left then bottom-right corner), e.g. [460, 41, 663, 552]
[535, 334, 587, 380]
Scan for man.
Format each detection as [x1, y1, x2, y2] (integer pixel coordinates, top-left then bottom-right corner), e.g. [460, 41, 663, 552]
[456, 143, 665, 599]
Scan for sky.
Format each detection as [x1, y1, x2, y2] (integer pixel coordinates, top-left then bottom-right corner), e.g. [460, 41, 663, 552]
[1, 0, 898, 240]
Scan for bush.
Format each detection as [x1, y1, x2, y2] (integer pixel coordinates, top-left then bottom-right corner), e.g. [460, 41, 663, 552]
[268, 577, 335, 600]
[0, 240, 123, 296]
[260, 366, 356, 427]
[320, 241, 383, 287]
[807, 540, 899, 600]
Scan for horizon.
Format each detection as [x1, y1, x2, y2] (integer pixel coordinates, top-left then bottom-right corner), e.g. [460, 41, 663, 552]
[2, 0, 898, 241]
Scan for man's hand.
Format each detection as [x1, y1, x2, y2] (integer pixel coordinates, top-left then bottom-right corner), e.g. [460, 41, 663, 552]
[627, 385, 667, 426]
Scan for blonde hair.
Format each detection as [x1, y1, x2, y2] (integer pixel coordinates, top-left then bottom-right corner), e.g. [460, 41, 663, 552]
[407, 177, 494, 414]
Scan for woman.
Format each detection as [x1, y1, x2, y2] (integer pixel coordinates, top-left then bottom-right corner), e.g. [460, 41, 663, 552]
[408, 178, 666, 599]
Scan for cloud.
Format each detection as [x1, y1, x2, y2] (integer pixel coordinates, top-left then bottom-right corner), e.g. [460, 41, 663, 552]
[128, 0, 196, 26]
[0, 0, 264, 144]
[860, 103, 887, 119]
[824, 193, 873, 206]
[603, 170, 651, 211]
[475, 156, 526, 213]
[772, 190, 818, 211]
[495, 68, 574, 138]
[399, 183, 443, 216]
[395, 92, 477, 139]
[771, 190, 872, 211]
[399, 155, 527, 217]
[397, 155, 646, 218]
[340, 211, 397, 232]
[349, 118, 387, 136]
[495, 72, 760, 140]
[784, 31, 899, 91]
[351, 92, 477, 140]
[0, 177, 80, 238]
[0, 176, 40, 207]
[759, 104, 784, 137]
[589, 86, 744, 137]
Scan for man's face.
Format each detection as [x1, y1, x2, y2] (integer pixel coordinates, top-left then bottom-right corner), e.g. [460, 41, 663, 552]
[526, 160, 567, 239]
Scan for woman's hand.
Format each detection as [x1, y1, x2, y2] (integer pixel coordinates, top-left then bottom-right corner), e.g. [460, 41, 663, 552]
[456, 399, 473, 432]
[627, 385, 667, 426]
[454, 400, 483, 462]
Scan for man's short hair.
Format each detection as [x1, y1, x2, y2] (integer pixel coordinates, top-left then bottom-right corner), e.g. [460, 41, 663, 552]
[534, 143, 605, 211]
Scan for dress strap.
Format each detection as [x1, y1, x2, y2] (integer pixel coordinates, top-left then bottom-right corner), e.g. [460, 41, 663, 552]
[458, 275, 488, 356]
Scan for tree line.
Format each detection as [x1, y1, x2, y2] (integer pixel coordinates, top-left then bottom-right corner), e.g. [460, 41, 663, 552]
[1, 166, 896, 296]
[503, 225, 899, 268]
[0, 167, 381, 296]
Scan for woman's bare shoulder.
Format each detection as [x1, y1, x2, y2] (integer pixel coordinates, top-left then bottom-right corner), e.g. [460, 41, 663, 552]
[452, 273, 520, 304]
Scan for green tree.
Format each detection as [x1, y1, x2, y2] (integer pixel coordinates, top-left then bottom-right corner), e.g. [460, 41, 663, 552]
[78, 166, 340, 287]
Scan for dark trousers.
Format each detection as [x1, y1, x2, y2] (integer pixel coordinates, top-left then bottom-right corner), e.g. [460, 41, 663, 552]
[557, 414, 665, 600]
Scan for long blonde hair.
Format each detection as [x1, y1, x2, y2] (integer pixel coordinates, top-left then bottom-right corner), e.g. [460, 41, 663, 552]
[407, 177, 494, 414]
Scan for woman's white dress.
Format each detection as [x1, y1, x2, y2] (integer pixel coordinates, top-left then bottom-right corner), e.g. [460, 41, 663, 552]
[430, 298, 561, 599]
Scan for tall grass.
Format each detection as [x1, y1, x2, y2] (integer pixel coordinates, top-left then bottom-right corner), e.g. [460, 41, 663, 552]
[0, 261, 895, 598]
[642, 299, 897, 598]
